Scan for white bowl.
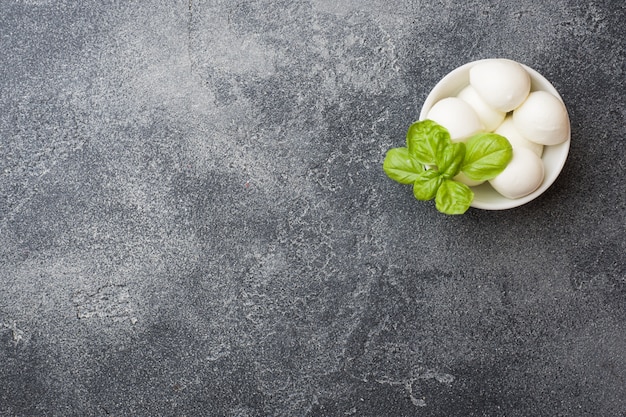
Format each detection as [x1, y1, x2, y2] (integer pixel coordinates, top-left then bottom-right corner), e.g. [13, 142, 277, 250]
[419, 59, 570, 210]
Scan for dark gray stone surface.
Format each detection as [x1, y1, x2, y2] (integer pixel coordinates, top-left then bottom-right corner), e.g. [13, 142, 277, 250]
[1, 0, 624, 416]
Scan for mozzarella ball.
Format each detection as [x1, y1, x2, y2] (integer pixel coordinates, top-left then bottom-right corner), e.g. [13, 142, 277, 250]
[454, 171, 484, 187]
[426, 97, 482, 143]
[495, 116, 544, 157]
[469, 59, 531, 112]
[457, 85, 505, 132]
[489, 147, 545, 199]
[512, 91, 570, 146]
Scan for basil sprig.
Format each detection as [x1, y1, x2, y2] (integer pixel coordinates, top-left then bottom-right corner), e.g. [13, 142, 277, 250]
[383, 120, 512, 215]
[462, 133, 514, 181]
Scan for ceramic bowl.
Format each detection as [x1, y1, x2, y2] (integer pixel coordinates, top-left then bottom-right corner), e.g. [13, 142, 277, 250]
[419, 59, 571, 210]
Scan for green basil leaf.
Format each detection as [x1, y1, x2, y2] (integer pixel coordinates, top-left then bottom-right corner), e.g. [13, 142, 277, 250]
[435, 179, 474, 215]
[436, 142, 466, 179]
[383, 147, 424, 184]
[461, 133, 513, 181]
[413, 169, 443, 201]
[406, 120, 451, 165]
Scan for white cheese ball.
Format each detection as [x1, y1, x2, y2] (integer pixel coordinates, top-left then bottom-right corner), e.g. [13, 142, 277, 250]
[512, 91, 570, 146]
[469, 59, 531, 112]
[453, 171, 484, 187]
[457, 85, 505, 132]
[495, 116, 544, 157]
[426, 97, 482, 143]
[489, 147, 545, 199]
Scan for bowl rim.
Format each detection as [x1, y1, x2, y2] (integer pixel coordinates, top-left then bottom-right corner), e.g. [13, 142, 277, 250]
[419, 58, 571, 210]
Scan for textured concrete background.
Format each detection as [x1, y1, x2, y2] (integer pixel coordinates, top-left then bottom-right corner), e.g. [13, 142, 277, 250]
[1, 0, 625, 416]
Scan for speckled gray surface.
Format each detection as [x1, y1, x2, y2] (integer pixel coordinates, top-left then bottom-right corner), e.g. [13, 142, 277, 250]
[1, 1, 625, 416]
